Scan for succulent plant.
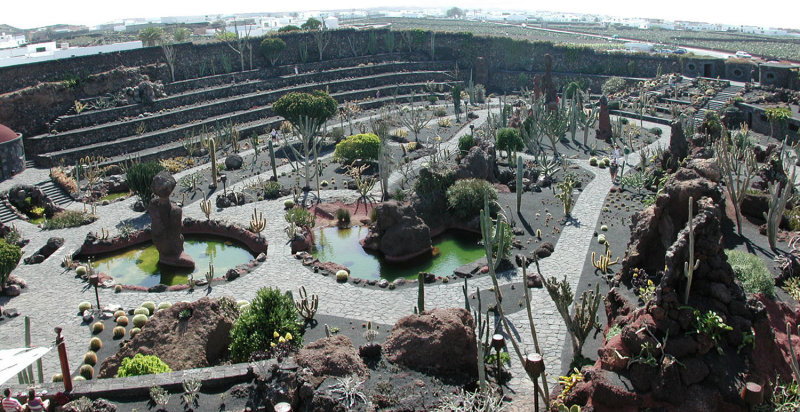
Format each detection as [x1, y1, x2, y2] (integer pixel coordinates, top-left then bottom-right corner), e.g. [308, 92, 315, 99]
[76, 266, 88, 276]
[114, 284, 123, 293]
[73, 376, 86, 381]
[116, 316, 129, 327]
[79, 364, 94, 380]
[236, 299, 249, 307]
[601, 224, 608, 231]
[132, 314, 148, 328]
[78, 301, 92, 313]
[91, 322, 104, 334]
[52, 373, 63, 382]
[157, 302, 172, 311]
[141, 301, 157, 315]
[113, 310, 126, 319]
[89, 337, 102, 351]
[336, 270, 349, 282]
[284, 199, 295, 209]
[598, 234, 607, 244]
[589, 157, 598, 166]
[130, 327, 141, 338]
[84, 351, 98, 366]
[113, 326, 126, 339]
[133, 307, 149, 316]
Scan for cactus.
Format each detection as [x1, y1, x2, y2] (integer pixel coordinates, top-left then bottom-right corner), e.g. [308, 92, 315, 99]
[591, 250, 619, 273]
[268, 139, 278, 181]
[555, 174, 576, 217]
[250, 208, 266, 233]
[200, 197, 212, 220]
[786, 322, 800, 384]
[715, 128, 757, 235]
[417, 272, 425, 313]
[203, 136, 218, 187]
[294, 286, 319, 322]
[684, 196, 700, 304]
[516, 155, 524, 214]
[764, 168, 796, 251]
[205, 262, 214, 285]
[324, 324, 331, 338]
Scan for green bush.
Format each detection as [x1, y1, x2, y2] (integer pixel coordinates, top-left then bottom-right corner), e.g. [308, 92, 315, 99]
[650, 127, 663, 136]
[43, 210, 92, 230]
[607, 100, 621, 111]
[726, 250, 774, 297]
[601, 77, 627, 96]
[262, 181, 282, 200]
[259, 37, 286, 66]
[446, 179, 498, 220]
[0, 240, 22, 288]
[229, 287, 302, 362]
[117, 354, 172, 377]
[458, 134, 476, 156]
[496, 128, 524, 155]
[285, 207, 315, 228]
[334, 133, 381, 164]
[126, 161, 166, 205]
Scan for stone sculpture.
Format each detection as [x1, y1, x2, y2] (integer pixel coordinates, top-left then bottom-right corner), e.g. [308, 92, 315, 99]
[148, 171, 194, 269]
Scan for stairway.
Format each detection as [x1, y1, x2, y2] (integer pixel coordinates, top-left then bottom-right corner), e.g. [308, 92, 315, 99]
[35, 180, 73, 206]
[693, 84, 744, 127]
[0, 202, 16, 225]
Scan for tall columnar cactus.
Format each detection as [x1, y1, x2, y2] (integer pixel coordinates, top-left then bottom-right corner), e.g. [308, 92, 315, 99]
[580, 103, 599, 147]
[250, 208, 266, 233]
[203, 136, 218, 188]
[684, 196, 699, 305]
[294, 286, 319, 322]
[568, 96, 580, 142]
[765, 170, 795, 251]
[268, 139, 278, 181]
[516, 155, 524, 214]
[714, 127, 757, 236]
[555, 174, 576, 217]
[417, 272, 425, 313]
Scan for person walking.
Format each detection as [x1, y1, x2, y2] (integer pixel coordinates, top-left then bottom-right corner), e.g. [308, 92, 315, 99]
[609, 157, 619, 182]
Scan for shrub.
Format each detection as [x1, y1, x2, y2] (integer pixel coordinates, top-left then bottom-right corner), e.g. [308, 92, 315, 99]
[133, 307, 149, 316]
[126, 161, 166, 205]
[438, 118, 452, 127]
[79, 364, 94, 380]
[259, 37, 286, 66]
[650, 127, 663, 136]
[117, 354, 172, 377]
[116, 316, 129, 326]
[726, 250, 774, 297]
[434, 107, 447, 117]
[89, 337, 102, 351]
[157, 302, 172, 311]
[43, 210, 92, 230]
[474, 84, 487, 103]
[91, 322, 104, 334]
[601, 77, 626, 96]
[496, 128, 524, 155]
[607, 100, 621, 111]
[334, 133, 381, 164]
[229, 287, 302, 362]
[78, 301, 92, 313]
[285, 207, 315, 228]
[336, 270, 349, 282]
[0, 240, 22, 287]
[112, 326, 126, 339]
[335, 208, 351, 225]
[83, 351, 98, 366]
[132, 314, 148, 328]
[458, 134, 476, 156]
[140, 301, 156, 315]
[446, 179, 498, 220]
[130, 327, 141, 338]
[262, 181, 282, 200]
[50, 167, 78, 195]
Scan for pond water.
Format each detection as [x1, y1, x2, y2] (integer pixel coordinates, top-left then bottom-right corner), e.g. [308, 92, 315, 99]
[90, 237, 254, 287]
[311, 226, 485, 281]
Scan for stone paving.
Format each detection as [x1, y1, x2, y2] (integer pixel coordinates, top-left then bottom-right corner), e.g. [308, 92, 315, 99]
[0, 110, 670, 405]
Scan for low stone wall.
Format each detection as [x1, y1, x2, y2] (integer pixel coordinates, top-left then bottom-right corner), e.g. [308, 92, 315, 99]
[0, 133, 25, 182]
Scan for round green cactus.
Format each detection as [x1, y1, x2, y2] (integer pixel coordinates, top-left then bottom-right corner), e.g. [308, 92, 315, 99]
[83, 351, 98, 366]
[91, 322, 104, 334]
[114, 284, 123, 293]
[130, 327, 141, 338]
[140, 301, 157, 315]
[52, 373, 63, 382]
[336, 270, 349, 282]
[132, 314, 148, 328]
[157, 302, 172, 311]
[75, 266, 88, 276]
[78, 301, 92, 313]
[79, 364, 94, 380]
[112, 326, 126, 339]
[89, 337, 102, 351]
[116, 316, 129, 327]
[133, 307, 149, 316]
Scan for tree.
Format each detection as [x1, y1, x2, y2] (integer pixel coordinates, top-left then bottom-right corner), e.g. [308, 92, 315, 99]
[452, 84, 462, 122]
[217, 23, 254, 71]
[446, 7, 465, 18]
[301, 18, 322, 31]
[260, 37, 286, 66]
[278, 25, 301, 32]
[0, 240, 22, 291]
[766, 106, 791, 138]
[398, 101, 432, 142]
[273, 91, 338, 191]
[139, 27, 164, 47]
[172, 27, 191, 43]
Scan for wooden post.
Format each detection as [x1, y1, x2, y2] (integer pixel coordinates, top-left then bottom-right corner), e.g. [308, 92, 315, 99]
[24, 317, 34, 382]
[55, 327, 73, 393]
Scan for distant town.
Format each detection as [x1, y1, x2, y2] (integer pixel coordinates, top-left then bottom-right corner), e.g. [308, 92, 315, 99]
[1, 7, 799, 67]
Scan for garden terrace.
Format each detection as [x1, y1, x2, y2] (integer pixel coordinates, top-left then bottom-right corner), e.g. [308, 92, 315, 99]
[52, 60, 454, 132]
[29, 71, 458, 166]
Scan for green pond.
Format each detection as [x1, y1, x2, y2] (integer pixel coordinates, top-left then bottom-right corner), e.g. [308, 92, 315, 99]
[90, 237, 254, 287]
[311, 226, 485, 281]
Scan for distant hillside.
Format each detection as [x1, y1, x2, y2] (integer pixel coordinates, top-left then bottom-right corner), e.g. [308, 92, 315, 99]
[0, 24, 22, 34]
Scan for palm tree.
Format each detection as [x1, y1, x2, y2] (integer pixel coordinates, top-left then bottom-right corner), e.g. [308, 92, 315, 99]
[139, 27, 164, 47]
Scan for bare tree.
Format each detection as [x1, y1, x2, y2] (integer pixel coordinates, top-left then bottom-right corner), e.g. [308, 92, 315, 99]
[161, 43, 177, 82]
[398, 99, 432, 142]
[312, 27, 330, 61]
[217, 22, 253, 71]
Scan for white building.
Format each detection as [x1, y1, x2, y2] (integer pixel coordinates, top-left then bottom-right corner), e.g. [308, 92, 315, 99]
[324, 17, 339, 29]
[0, 33, 26, 50]
[0, 41, 143, 68]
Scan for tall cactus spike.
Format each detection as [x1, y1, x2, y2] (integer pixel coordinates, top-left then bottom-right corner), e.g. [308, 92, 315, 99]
[683, 196, 700, 304]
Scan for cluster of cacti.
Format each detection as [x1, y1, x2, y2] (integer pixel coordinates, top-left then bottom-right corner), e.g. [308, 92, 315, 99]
[684, 196, 700, 304]
[205, 262, 215, 285]
[542, 275, 601, 357]
[141, 301, 156, 315]
[200, 198, 212, 220]
[294, 286, 319, 322]
[249, 208, 266, 233]
[555, 174, 577, 217]
[463, 277, 490, 390]
[714, 128, 757, 235]
[591, 249, 619, 273]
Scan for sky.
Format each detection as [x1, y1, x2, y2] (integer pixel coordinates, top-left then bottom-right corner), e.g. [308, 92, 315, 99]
[3, 0, 799, 30]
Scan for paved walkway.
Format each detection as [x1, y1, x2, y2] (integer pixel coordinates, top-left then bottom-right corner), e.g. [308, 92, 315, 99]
[0, 113, 670, 404]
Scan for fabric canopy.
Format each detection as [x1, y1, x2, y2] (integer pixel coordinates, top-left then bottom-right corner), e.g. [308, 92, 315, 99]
[0, 347, 52, 386]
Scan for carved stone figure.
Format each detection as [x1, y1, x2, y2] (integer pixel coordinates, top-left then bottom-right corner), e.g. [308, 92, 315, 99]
[148, 171, 194, 269]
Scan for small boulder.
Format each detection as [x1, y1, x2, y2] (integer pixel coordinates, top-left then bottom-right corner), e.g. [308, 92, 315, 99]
[225, 154, 243, 170]
[296, 335, 367, 377]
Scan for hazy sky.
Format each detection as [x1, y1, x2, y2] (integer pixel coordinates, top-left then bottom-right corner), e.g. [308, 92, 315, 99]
[3, 0, 799, 30]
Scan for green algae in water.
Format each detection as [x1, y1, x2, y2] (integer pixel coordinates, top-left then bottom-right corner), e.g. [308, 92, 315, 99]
[311, 226, 484, 281]
[90, 237, 254, 287]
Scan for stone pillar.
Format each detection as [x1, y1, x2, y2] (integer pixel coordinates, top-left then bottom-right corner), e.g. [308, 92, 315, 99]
[148, 171, 195, 269]
[596, 95, 612, 142]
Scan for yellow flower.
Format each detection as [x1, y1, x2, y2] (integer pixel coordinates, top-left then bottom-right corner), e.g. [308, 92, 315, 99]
[270, 342, 276, 348]
[273, 331, 280, 338]
[278, 337, 286, 343]
[285, 332, 293, 341]
[647, 280, 653, 286]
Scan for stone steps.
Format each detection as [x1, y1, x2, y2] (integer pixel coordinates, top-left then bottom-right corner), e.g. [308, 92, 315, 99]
[28, 70, 454, 161]
[35, 180, 73, 206]
[0, 201, 17, 224]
